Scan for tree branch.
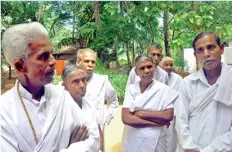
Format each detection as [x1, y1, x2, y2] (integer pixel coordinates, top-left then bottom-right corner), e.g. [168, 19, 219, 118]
[174, 29, 188, 39]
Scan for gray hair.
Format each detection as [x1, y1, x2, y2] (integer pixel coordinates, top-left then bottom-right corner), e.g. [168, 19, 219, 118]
[2, 22, 49, 69]
[135, 54, 154, 69]
[76, 48, 97, 62]
[62, 64, 78, 82]
[147, 42, 162, 50]
[192, 32, 221, 52]
[160, 56, 174, 66]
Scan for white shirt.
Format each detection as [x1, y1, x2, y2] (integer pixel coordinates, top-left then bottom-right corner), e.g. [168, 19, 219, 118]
[122, 80, 178, 152]
[176, 64, 232, 152]
[81, 98, 100, 151]
[167, 72, 182, 91]
[84, 73, 119, 130]
[126, 66, 168, 87]
[1, 81, 99, 152]
[81, 98, 99, 124]
[166, 72, 182, 152]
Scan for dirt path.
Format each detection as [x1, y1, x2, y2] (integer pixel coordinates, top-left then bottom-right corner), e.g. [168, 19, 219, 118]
[104, 106, 124, 152]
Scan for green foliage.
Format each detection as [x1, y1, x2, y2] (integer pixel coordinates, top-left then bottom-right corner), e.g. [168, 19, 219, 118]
[78, 22, 97, 46]
[2, 1, 232, 71]
[53, 75, 62, 85]
[95, 61, 128, 104]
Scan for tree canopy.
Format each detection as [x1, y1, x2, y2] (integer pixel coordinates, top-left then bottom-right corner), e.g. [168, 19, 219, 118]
[2, 1, 232, 69]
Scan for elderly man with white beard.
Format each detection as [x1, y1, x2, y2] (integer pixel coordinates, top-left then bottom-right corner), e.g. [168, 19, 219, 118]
[176, 32, 232, 152]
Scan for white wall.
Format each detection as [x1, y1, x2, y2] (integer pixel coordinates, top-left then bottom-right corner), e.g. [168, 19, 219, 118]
[228, 41, 232, 47]
[222, 47, 232, 64]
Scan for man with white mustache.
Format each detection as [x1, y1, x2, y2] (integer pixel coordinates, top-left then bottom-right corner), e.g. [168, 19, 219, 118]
[1, 22, 99, 152]
[175, 32, 232, 152]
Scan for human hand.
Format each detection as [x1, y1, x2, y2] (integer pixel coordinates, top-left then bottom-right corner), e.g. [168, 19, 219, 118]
[69, 125, 89, 145]
[134, 111, 143, 118]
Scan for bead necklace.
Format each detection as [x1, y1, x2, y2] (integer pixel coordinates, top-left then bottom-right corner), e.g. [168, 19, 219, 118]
[17, 81, 39, 144]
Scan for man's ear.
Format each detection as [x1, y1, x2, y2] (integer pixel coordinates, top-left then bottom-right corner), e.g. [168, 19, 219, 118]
[220, 44, 224, 54]
[76, 60, 80, 68]
[134, 68, 139, 76]
[14, 59, 27, 73]
[193, 51, 196, 57]
[63, 83, 68, 91]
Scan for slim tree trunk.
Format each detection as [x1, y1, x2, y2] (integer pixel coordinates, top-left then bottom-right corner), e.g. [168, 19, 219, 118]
[7, 64, 11, 80]
[37, 1, 43, 22]
[192, 1, 200, 70]
[163, 9, 170, 57]
[125, 42, 131, 69]
[132, 40, 136, 66]
[148, 17, 155, 43]
[94, 1, 101, 32]
[114, 35, 121, 68]
[192, 1, 200, 32]
[72, 1, 76, 43]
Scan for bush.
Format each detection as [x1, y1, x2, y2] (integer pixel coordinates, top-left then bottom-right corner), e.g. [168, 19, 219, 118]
[53, 75, 62, 85]
[95, 62, 128, 105]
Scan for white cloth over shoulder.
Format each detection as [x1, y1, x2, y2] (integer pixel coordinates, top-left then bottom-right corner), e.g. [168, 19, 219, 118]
[122, 80, 179, 152]
[176, 64, 232, 152]
[1, 81, 99, 152]
[127, 66, 168, 86]
[84, 73, 119, 130]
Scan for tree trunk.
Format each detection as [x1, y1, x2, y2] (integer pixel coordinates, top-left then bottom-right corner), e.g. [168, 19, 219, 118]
[192, 1, 200, 70]
[37, 1, 43, 22]
[192, 1, 200, 32]
[94, 1, 101, 32]
[72, 1, 76, 43]
[7, 64, 11, 80]
[148, 2, 155, 43]
[148, 17, 155, 43]
[114, 35, 121, 68]
[132, 40, 136, 66]
[125, 42, 131, 69]
[163, 9, 170, 57]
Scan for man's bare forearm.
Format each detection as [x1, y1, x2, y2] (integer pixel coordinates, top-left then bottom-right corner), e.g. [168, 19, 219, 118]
[122, 108, 164, 128]
[98, 125, 104, 151]
[134, 108, 174, 122]
[144, 117, 171, 125]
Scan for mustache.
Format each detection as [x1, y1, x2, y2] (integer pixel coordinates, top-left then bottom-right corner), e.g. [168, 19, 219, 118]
[203, 57, 216, 65]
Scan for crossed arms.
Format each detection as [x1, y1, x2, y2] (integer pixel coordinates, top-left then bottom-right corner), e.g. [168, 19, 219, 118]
[122, 108, 174, 128]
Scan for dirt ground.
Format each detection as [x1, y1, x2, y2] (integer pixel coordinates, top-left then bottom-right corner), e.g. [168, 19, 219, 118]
[104, 106, 124, 152]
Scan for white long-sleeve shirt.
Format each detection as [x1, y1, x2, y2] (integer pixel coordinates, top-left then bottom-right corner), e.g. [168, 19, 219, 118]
[1, 81, 99, 152]
[167, 72, 182, 91]
[122, 80, 178, 152]
[84, 73, 119, 130]
[166, 72, 182, 152]
[176, 63, 232, 152]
